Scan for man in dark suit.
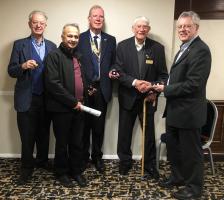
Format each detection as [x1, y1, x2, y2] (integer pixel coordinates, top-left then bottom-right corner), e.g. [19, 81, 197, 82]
[153, 11, 211, 199]
[8, 10, 56, 185]
[45, 23, 88, 187]
[114, 16, 168, 178]
[77, 5, 116, 173]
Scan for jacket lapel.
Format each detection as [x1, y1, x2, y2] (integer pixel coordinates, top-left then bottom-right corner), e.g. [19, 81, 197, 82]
[22, 37, 32, 61]
[141, 39, 152, 79]
[130, 37, 140, 78]
[171, 36, 200, 69]
[84, 30, 95, 64]
[100, 32, 107, 62]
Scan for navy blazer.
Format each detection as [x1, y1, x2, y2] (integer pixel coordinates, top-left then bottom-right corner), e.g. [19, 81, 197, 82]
[77, 30, 116, 103]
[115, 37, 168, 110]
[8, 36, 57, 112]
[164, 36, 211, 128]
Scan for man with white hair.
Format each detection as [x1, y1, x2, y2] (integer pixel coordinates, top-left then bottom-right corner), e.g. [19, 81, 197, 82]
[8, 10, 56, 185]
[114, 16, 168, 177]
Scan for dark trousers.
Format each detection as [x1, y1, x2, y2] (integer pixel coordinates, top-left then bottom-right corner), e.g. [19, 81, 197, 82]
[83, 84, 107, 162]
[117, 99, 156, 169]
[17, 95, 51, 172]
[166, 125, 204, 194]
[52, 111, 84, 176]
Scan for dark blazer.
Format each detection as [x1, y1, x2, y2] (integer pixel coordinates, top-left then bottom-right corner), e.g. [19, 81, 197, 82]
[8, 36, 57, 112]
[77, 30, 116, 103]
[164, 36, 211, 128]
[115, 37, 168, 110]
[44, 44, 88, 112]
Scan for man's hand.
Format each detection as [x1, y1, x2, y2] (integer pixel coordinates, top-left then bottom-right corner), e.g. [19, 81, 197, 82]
[109, 69, 120, 79]
[21, 59, 38, 70]
[146, 92, 157, 104]
[74, 102, 82, 111]
[152, 83, 165, 92]
[135, 80, 152, 93]
[88, 85, 97, 96]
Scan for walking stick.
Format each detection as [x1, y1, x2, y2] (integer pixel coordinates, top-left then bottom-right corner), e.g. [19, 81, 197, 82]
[141, 98, 148, 179]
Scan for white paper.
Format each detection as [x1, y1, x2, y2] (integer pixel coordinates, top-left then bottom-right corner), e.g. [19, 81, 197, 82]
[80, 105, 101, 117]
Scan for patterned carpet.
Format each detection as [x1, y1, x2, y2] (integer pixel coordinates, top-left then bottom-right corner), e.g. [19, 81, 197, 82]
[0, 158, 224, 200]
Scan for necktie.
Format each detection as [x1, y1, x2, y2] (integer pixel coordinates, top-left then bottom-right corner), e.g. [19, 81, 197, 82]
[93, 35, 98, 49]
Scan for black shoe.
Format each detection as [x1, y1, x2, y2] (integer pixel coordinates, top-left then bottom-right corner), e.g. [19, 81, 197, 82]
[81, 159, 91, 172]
[159, 176, 184, 188]
[36, 162, 53, 171]
[173, 187, 201, 200]
[16, 170, 33, 185]
[58, 175, 74, 188]
[144, 167, 160, 180]
[93, 159, 105, 173]
[119, 164, 132, 175]
[73, 174, 87, 187]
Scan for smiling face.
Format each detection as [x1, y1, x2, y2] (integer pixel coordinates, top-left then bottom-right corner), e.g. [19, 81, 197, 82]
[132, 19, 150, 44]
[61, 25, 79, 49]
[177, 16, 198, 43]
[88, 7, 104, 34]
[29, 13, 47, 38]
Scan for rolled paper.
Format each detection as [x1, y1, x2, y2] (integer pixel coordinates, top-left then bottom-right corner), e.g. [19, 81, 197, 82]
[80, 105, 101, 117]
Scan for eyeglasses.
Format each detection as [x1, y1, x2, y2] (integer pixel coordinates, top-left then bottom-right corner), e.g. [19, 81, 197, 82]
[177, 24, 195, 30]
[31, 21, 46, 27]
[135, 25, 149, 30]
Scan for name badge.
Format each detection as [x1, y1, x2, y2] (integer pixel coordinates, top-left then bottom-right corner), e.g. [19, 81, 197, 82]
[146, 59, 153, 64]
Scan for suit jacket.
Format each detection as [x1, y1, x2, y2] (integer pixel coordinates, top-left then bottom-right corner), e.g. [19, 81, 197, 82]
[8, 36, 57, 112]
[115, 37, 168, 110]
[44, 44, 88, 112]
[77, 30, 116, 103]
[164, 36, 211, 128]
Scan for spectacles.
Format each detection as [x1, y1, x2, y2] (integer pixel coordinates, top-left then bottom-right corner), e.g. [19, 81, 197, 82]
[31, 21, 46, 27]
[135, 25, 149, 30]
[177, 24, 195, 30]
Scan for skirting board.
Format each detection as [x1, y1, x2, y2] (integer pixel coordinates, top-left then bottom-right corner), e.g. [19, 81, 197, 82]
[0, 154, 167, 160]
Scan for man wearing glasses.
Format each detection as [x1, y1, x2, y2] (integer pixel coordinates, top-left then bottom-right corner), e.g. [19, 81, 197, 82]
[8, 10, 56, 185]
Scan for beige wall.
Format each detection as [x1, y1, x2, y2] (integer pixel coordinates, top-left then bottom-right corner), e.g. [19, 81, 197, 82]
[1, 0, 223, 158]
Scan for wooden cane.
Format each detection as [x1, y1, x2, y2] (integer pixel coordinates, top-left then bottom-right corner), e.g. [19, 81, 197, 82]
[141, 98, 148, 177]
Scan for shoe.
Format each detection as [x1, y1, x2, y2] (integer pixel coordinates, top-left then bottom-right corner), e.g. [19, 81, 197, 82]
[93, 159, 105, 173]
[81, 159, 91, 172]
[144, 167, 160, 180]
[173, 187, 201, 200]
[16, 169, 33, 185]
[159, 176, 184, 188]
[58, 175, 74, 188]
[36, 162, 53, 171]
[73, 174, 87, 187]
[119, 164, 132, 175]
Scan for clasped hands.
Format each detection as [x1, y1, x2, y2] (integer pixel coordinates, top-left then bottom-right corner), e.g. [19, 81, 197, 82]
[135, 80, 152, 93]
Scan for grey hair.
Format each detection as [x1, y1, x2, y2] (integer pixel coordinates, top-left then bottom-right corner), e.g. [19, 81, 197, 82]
[133, 16, 150, 26]
[62, 23, 80, 34]
[178, 11, 200, 26]
[88, 5, 104, 17]
[29, 10, 48, 21]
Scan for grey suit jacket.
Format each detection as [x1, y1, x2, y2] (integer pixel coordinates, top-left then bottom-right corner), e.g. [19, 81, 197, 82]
[164, 36, 211, 128]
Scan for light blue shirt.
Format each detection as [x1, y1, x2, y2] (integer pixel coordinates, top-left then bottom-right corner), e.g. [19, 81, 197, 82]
[31, 36, 45, 61]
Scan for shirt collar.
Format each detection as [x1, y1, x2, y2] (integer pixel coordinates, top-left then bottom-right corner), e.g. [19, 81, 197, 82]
[31, 35, 44, 46]
[135, 37, 145, 51]
[180, 35, 198, 51]
[90, 30, 101, 40]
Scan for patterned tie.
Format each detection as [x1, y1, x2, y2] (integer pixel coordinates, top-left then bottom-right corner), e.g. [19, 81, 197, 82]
[93, 35, 98, 49]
